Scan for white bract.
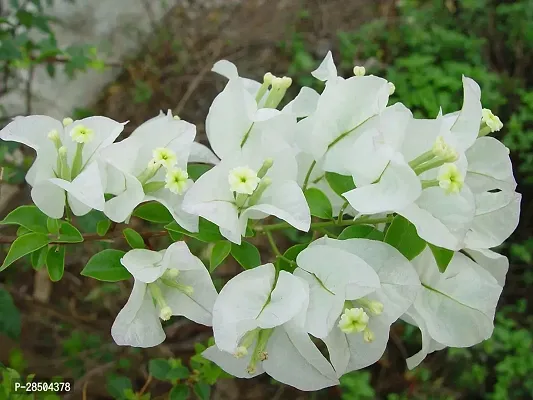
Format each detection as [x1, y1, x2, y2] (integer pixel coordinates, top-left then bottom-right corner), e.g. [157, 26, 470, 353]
[403, 248, 503, 368]
[100, 110, 217, 231]
[111, 241, 217, 348]
[183, 144, 310, 244]
[0, 115, 124, 218]
[294, 237, 420, 375]
[203, 263, 339, 391]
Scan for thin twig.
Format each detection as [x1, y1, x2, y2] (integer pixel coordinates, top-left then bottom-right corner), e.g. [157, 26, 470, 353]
[0, 229, 168, 245]
[138, 375, 153, 396]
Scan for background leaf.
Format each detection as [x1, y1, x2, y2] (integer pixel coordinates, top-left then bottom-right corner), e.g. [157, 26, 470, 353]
[210, 241, 231, 272]
[325, 172, 356, 198]
[384, 215, 426, 260]
[133, 202, 173, 224]
[231, 241, 261, 269]
[0, 233, 50, 271]
[429, 243, 454, 273]
[122, 228, 145, 249]
[304, 188, 333, 219]
[0, 288, 21, 340]
[1, 205, 48, 233]
[46, 245, 66, 282]
[81, 250, 129, 282]
[338, 225, 385, 241]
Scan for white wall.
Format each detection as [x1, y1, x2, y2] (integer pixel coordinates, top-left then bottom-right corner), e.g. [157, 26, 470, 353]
[1, 0, 177, 118]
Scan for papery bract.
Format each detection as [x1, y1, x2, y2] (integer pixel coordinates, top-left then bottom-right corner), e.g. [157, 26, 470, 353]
[111, 242, 217, 347]
[203, 263, 339, 391]
[0, 115, 124, 218]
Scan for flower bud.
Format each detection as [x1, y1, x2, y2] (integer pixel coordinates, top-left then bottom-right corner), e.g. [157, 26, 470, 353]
[163, 268, 180, 280]
[353, 66, 366, 76]
[257, 158, 274, 179]
[62, 117, 73, 126]
[234, 346, 248, 358]
[388, 82, 396, 95]
[159, 306, 172, 321]
[363, 328, 375, 343]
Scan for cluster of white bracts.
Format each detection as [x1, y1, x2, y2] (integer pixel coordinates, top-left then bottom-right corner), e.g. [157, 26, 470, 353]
[0, 52, 520, 391]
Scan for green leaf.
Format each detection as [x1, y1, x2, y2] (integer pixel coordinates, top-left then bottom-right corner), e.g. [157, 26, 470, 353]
[325, 172, 356, 198]
[0, 233, 50, 272]
[166, 364, 190, 380]
[55, 221, 83, 243]
[338, 225, 385, 241]
[428, 243, 454, 273]
[188, 164, 213, 181]
[384, 215, 426, 260]
[46, 218, 60, 234]
[210, 241, 231, 272]
[31, 245, 49, 270]
[148, 358, 171, 380]
[122, 228, 145, 249]
[1, 205, 48, 233]
[0, 288, 21, 340]
[276, 243, 307, 273]
[16, 225, 31, 236]
[168, 230, 183, 242]
[133, 202, 173, 224]
[165, 218, 222, 243]
[106, 375, 132, 400]
[81, 249, 130, 282]
[193, 382, 210, 400]
[96, 219, 112, 236]
[231, 241, 261, 270]
[46, 245, 65, 282]
[304, 188, 333, 219]
[170, 384, 190, 400]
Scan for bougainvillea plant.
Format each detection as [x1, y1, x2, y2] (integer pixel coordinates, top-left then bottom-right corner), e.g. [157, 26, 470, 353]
[0, 52, 520, 391]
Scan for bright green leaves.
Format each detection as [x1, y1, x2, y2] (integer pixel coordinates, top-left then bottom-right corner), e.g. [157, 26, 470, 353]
[54, 221, 83, 243]
[210, 241, 232, 272]
[230, 241, 261, 270]
[384, 215, 426, 260]
[169, 385, 190, 400]
[325, 172, 356, 198]
[81, 249, 130, 282]
[188, 164, 213, 180]
[97, 218, 112, 236]
[165, 218, 223, 243]
[133, 202, 173, 224]
[0, 232, 50, 272]
[0, 288, 21, 340]
[1, 205, 48, 234]
[46, 245, 65, 282]
[46, 217, 60, 235]
[123, 228, 145, 249]
[429, 243, 454, 273]
[304, 188, 333, 219]
[149, 358, 190, 381]
[338, 225, 385, 241]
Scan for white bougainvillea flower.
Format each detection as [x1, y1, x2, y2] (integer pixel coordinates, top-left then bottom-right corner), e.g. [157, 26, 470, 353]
[183, 143, 310, 244]
[100, 110, 217, 231]
[208, 60, 318, 161]
[294, 237, 420, 376]
[212, 59, 320, 118]
[403, 248, 502, 369]
[296, 51, 391, 162]
[203, 263, 339, 391]
[0, 115, 124, 218]
[112, 242, 217, 348]
[464, 248, 509, 286]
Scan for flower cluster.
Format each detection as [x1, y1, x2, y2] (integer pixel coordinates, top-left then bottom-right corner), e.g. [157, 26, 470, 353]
[0, 52, 520, 391]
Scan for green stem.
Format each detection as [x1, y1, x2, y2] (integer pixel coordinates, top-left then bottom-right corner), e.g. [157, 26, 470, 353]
[337, 201, 349, 224]
[255, 216, 393, 232]
[302, 160, 317, 191]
